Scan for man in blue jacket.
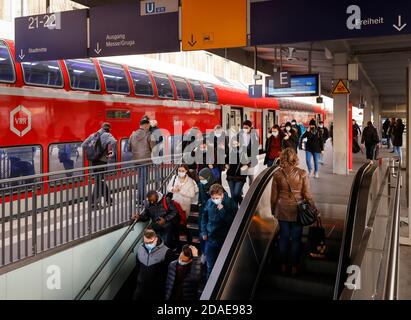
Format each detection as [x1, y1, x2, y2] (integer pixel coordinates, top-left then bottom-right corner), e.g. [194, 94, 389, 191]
[200, 184, 237, 277]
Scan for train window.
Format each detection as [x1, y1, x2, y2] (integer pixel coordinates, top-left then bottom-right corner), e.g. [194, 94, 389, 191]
[22, 60, 63, 88]
[203, 83, 218, 103]
[152, 73, 174, 99]
[65, 59, 101, 92]
[189, 80, 205, 102]
[0, 41, 15, 83]
[48, 143, 83, 179]
[106, 110, 131, 119]
[100, 62, 130, 95]
[0, 145, 42, 188]
[129, 68, 154, 97]
[172, 77, 191, 101]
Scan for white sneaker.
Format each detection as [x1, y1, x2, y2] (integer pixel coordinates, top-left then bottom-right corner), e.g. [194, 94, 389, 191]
[315, 173, 319, 179]
[309, 171, 314, 178]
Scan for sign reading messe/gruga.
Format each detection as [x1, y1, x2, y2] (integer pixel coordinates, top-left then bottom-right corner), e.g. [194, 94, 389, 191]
[251, 0, 411, 45]
[15, 9, 88, 62]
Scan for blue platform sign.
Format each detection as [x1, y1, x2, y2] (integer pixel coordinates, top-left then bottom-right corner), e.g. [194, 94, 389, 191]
[251, 0, 411, 45]
[249, 85, 263, 98]
[15, 9, 88, 62]
[89, 1, 180, 58]
[266, 74, 320, 98]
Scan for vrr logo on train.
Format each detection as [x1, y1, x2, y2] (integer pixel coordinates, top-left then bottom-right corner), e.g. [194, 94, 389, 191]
[10, 105, 32, 137]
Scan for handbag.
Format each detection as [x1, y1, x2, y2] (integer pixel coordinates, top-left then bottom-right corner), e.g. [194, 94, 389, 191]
[166, 175, 177, 199]
[281, 169, 318, 226]
[308, 218, 327, 259]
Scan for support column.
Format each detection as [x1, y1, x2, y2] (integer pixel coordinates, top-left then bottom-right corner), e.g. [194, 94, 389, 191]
[373, 95, 381, 135]
[333, 53, 350, 176]
[363, 86, 373, 127]
[401, 65, 411, 246]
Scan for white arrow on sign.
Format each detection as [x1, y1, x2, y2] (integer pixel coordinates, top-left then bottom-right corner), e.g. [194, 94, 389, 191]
[94, 42, 102, 55]
[18, 49, 25, 60]
[393, 15, 407, 31]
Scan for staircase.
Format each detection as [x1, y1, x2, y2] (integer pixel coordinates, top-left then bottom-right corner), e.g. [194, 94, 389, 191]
[254, 219, 343, 300]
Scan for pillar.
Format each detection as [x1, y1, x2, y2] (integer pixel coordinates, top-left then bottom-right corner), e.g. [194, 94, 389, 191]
[333, 53, 350, 175]
[373, 95, 381, 135]
[401, 65, 411, 246]
[363, 86, 373, 127]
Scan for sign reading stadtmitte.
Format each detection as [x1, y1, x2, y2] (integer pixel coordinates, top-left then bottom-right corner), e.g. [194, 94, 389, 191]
[89, 0, 179, 58]
[15, 9, 88, 62]
[181, 0, 247, 51]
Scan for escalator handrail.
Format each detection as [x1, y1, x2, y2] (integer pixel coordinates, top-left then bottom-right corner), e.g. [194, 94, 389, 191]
[333, 161, 375, 299]
[201, 164, 279, 300]
[74, 165, 178, 300]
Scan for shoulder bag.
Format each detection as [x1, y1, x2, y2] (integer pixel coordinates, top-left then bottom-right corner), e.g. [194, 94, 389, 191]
[281, 169, 318, 226]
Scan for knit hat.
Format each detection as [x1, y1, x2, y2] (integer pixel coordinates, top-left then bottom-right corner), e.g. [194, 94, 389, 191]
[198, 167, 216, 191]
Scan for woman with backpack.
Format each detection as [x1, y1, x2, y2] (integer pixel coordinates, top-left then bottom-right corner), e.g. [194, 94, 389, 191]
[167, 164, 199, 218]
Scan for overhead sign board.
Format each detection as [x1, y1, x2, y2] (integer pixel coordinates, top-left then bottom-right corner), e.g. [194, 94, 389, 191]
[249, 85, 263, 98]
[266, 74, 320, 98]
[333, 80, 351, 95]
[15, 9, 88, 62]
[181, 0, 247, 51]
[89, 1, 179, 58]
[251, 0, 411, 45]
[273, 72, 291, 89]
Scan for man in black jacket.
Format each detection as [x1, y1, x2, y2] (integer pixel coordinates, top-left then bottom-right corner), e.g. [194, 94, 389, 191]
[133, 229, 174, 300]
[165, 245, 202, 300]
[300, 120, 324, 179]
[361, 122, 380, 160]
[133, 191, 178, 249]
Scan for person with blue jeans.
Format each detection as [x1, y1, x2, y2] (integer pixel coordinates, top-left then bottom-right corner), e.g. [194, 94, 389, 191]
[300, 119, 324, 179]
[200, 184, 237, 277]
[271, 148, 317, 276]
[392, 119, 405, 164]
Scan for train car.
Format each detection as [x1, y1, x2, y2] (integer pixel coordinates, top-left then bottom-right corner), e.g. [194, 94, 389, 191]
[0, 39, 324, 181]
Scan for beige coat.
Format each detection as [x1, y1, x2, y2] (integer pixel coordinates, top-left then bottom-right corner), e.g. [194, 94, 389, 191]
[271, 166, 316, 222]
[167, 175, 199, 217]
[128, 128, 155, 162]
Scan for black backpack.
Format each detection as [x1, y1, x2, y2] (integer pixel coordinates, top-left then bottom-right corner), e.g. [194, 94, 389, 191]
[85, 132, 105, 162]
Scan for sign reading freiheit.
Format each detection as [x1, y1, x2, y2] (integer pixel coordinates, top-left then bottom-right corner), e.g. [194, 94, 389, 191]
[251, 0, 411, 45]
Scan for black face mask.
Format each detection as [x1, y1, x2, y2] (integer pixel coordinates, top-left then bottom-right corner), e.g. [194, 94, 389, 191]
[104, 128, 110, 133]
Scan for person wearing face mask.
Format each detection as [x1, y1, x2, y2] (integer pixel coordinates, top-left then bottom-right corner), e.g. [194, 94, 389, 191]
[291, 119, 302, 140]
[82, 122, 117, 210]
[318, 121, 330, 165]
[200, 184, 236, 277]
[264, 125, 283, 167]
[239, 120, 260, 185]
[133, 190, 179, 249]
[165, 245, 202, 300]
[300, 119, 324, 179]
[282, 122, 299, 152]
[128, 118, 156, 205]
[133, 228, 174, 300]
[207, 125, 229, 184]
[226, 138, 248, 207]
[167, 164, 199, 219]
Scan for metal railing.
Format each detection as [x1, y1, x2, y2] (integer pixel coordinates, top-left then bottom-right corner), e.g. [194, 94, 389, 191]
[0, 156, 179, 272]
[337, 158, 402, 300]
[75, 164, 177, 300]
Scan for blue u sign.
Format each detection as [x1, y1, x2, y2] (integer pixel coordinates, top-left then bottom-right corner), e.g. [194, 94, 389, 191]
[146, 2, 155, 14]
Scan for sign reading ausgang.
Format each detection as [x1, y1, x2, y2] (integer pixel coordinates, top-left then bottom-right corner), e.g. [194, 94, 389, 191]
[15, 9, 88, 62]
[251, 0, 411, 45]
[89, 1, 179, 57]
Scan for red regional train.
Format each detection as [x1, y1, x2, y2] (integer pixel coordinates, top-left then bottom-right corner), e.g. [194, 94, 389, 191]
[0, 39, 324, 180]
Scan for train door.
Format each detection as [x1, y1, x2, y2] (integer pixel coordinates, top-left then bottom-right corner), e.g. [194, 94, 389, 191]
[262, 110, 276, 151]
[222, 105, 231, 133]
[230, 108, 243, 134]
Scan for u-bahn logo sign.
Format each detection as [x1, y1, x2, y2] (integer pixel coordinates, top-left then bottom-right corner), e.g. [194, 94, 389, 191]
[10, 105, 32, 137]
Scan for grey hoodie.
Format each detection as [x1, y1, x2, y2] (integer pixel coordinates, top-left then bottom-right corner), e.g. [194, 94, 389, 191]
[128, 127, 155, 162]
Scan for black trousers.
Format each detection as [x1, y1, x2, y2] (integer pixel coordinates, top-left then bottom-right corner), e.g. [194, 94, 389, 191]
[91, 160, 110, 205]
[365, 143, 376, 161]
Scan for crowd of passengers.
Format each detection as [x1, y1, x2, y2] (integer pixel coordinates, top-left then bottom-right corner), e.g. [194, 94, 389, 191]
[81, 117, 331, 300]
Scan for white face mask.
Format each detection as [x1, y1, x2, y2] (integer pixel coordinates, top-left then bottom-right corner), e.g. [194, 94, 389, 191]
[292, 123, 297, 126]
[273, 131, 279, 137]
[286, 127, 291, 132]
[200, 179, 208, 185]
[178, 172, 187, 178]
[319, 125, 324, 128]
[212, 198, 222, 206]
[215, 132, 223, 138]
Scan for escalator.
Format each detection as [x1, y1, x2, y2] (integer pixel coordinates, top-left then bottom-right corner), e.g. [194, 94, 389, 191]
[201, 158, 401, 300]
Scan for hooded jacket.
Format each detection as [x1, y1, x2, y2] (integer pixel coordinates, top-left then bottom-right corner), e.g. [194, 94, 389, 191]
[139, 192, 178, 228]
[128, 127, 155, 162]
[200, 192, 236, 243]
[134, 238, 174, 300]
